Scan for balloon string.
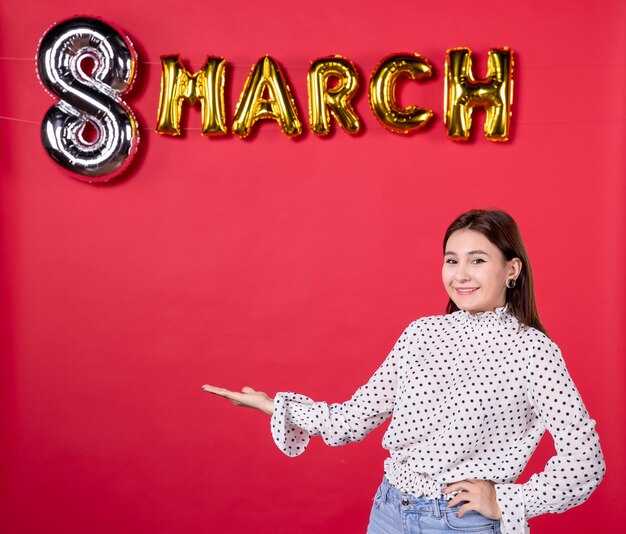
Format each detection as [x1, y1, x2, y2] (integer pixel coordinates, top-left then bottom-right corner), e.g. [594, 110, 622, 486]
[1, 115, 625, 128]
[0, 115, 40, 125]
[1, 56, 626, 68]
[0, 56, 310, 69]
[0, 115, 226, 130]
[0, 115, 179, 130]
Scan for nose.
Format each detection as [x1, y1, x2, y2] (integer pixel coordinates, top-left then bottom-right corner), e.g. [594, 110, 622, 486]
[453, 263, 471, 282]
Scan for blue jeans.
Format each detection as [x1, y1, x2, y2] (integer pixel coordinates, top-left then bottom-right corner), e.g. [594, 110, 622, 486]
[367, 477, 502, 534]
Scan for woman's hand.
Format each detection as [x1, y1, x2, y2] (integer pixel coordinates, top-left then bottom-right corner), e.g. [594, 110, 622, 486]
[443, 479, 502, 520]
[201, 385, 275, 415]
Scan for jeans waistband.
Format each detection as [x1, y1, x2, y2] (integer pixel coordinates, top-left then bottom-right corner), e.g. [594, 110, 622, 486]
[378, 477, 460, 519]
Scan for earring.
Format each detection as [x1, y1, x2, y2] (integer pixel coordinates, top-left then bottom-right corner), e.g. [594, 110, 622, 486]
[506, 278, 516, 289]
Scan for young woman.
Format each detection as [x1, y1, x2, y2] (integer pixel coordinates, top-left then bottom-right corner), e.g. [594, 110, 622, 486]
[203, 209, 605, 534]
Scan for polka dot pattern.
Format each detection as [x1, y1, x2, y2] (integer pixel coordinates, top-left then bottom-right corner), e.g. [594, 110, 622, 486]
[270, 305, 605, 534]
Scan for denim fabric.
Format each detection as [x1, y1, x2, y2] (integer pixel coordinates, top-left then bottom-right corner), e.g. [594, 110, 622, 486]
[367, 477, 502, 534]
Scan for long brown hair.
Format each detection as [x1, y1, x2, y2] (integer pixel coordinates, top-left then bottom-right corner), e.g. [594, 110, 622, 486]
[443, 209, 547, 336]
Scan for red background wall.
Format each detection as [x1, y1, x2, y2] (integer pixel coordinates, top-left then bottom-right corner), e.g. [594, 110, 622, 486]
[1, 1, 624, 532]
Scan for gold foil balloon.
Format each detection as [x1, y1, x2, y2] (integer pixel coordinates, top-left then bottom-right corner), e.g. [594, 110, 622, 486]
[232, 56, 302, 138]
[444, 47, 514, 141]
[369, 54, 434, 135]
[307, 56, 360, 135]
[155, 55, 227, 136]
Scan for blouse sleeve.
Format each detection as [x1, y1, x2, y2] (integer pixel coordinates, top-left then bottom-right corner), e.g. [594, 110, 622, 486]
[270, 321, 414, 457]
[494, 338, 606, 534]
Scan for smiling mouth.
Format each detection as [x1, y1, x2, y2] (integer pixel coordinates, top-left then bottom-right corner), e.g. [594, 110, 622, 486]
[455, 287, 479, 295]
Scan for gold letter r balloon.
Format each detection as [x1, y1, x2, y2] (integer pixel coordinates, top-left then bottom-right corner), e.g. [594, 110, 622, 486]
[307, 56, 361, 136]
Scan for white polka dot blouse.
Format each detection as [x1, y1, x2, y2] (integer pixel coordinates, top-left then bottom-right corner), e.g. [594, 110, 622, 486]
[270, 304, 605, 534]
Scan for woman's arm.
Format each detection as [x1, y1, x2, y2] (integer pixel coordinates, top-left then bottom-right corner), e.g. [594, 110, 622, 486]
[203, 321, 415, 456]
[493, 338, 606, 534]
[269, 321, 415, 456]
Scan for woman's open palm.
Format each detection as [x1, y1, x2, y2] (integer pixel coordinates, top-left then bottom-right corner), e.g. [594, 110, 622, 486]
[202, 385, 274, 414]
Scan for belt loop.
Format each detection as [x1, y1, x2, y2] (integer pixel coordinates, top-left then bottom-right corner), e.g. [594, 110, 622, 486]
[433, 498, 442, 518]
[383, 477, 392, 504]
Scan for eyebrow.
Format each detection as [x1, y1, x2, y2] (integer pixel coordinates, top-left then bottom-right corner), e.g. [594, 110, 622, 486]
[444, 250, 491, 256]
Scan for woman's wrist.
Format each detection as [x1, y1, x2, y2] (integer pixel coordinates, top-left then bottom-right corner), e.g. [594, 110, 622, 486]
[262, 398, 275, 415]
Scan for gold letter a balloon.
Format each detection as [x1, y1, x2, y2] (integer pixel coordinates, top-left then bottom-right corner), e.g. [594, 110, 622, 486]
[232, 56, 302, 138]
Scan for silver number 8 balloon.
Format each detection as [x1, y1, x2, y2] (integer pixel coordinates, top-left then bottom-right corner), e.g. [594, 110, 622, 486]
[36, 17, 139, 182]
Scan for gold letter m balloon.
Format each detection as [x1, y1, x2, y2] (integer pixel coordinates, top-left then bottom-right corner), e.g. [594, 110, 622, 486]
[445, 47, 514, 141]
[156, 55, 227, 136]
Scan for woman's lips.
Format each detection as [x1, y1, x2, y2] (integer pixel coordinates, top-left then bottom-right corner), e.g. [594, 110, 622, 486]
[455, 287, 479, 295]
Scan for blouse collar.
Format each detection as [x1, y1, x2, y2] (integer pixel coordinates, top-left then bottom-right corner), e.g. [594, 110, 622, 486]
[456, 303, 515, 326]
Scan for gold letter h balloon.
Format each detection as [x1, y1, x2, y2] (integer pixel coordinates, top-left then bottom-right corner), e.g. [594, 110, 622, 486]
[444, 47, 514, 141]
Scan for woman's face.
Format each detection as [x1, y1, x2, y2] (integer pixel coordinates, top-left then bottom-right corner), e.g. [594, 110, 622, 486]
[442, 229, 521, 314]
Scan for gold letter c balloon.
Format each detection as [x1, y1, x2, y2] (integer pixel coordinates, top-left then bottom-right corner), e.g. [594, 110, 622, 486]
[369, 54, 434, 135]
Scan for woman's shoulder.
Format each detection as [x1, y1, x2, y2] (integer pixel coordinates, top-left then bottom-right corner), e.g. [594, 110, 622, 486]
[498, 322, 565, 368]
[515, 322, 559, 347]
[409, 311, 459, 329]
